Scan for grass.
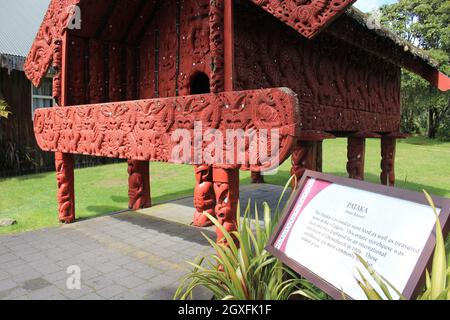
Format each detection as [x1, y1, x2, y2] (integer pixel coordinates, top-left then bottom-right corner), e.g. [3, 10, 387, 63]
[0, 136, 449, 235]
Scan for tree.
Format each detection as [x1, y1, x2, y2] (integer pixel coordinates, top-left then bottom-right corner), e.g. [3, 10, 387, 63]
[381, 0, 450, 139]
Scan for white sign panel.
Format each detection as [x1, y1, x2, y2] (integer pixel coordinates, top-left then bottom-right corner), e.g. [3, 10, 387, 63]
[269, 172, 449, 300]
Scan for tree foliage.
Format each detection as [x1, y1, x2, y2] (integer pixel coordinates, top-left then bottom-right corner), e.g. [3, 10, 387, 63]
[381, 0, 450, 139]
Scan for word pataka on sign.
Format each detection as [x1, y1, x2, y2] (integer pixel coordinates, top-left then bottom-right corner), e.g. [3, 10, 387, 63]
[267, 171, 450, 300]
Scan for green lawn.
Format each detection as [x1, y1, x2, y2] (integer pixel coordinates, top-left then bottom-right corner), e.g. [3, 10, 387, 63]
[0, 136, 449, 235]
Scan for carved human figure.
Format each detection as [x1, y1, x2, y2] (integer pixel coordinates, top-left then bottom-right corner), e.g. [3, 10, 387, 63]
[213, 167, 239, 244]
[192, 165, 216, 227]
[380, 137, 396, 186]
[128, 160, 151, 210]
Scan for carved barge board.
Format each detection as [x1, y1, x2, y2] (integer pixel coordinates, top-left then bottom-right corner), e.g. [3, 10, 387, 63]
[249, 0, 357, 39]
[34, 88, 300, 170]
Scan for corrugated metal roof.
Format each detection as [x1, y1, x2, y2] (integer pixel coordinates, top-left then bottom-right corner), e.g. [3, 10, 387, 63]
[0, 0, 51, 58]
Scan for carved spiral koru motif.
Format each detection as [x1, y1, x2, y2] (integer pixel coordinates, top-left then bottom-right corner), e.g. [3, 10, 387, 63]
[34, 88, 300, 170]
[249, 0, 356, 39]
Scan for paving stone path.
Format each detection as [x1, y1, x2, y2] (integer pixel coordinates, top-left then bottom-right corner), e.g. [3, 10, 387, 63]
[0, 184, 290, 300]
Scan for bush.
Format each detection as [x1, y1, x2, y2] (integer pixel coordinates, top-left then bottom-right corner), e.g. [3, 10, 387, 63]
[356, 191, 450, 300]
[174, 178, 324, 300]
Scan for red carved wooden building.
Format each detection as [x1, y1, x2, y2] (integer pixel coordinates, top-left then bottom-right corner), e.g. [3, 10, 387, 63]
[25, 0, 450, 242]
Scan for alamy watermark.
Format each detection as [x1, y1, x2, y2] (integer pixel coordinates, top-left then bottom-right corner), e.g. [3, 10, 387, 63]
[66, 5, 82, 30]
[66, 265, 81, 290]
[171, 121, 281, 174]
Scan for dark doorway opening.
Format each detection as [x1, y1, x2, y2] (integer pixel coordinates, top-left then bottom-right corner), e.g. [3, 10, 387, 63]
[189, 72, 210, 95]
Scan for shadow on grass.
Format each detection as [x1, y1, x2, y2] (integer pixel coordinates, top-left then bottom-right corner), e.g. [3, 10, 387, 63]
[2, 171, 53, 182]
[265, 169, 449, 198]
[325, 171, 449, 198]
[399, 136, 449, 146]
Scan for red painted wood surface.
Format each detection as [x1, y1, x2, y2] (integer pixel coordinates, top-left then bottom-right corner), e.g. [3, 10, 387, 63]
[23, 0, 429, 238]
[56, 32, 76, 224]
[33, 88, 299, 168]
[249, 0, 356, 39]
[234, 3, 402, 133]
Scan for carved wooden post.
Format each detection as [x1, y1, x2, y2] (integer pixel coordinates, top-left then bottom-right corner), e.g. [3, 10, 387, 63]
[346, 137, 366, 180]
[291, 140, 316, 187]
[128, 160, 151, 210]
[55, 152, 75, 223]
[54, 33, 76, 224]
[290, 131, 334, 188]
[192, 165, 216, 227]
[380, 137, 397, 187]
[251, 171, 264, 184]
[213, 167, 239, 244]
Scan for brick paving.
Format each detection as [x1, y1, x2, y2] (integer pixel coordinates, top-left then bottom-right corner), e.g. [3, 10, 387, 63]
[0, 184, 290, 300]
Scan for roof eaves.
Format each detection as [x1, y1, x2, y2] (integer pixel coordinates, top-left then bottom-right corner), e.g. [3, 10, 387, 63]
[345, 6, 440, 70]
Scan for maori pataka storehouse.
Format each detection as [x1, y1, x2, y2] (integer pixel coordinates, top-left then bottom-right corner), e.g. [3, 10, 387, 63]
[25, 0, 450, 243]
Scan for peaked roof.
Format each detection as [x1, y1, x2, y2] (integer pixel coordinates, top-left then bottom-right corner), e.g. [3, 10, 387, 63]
[24, 0, 450, 92]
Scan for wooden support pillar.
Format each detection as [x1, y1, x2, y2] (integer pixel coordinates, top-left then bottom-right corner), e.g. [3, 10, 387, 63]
[346, 132, 380, 181]
[192, 165, 216, 227]
[213, 167, 239, 244]
[55, 152, 75, 223]
[291, 140, 316, 187]
[251, 171, 265, 184]
[291, 131, 335, 187]
[127, 160, 151, 210]
[380, 137, 396, 187]
[55, 32, 75, 224]
[346, 137, 366, 181]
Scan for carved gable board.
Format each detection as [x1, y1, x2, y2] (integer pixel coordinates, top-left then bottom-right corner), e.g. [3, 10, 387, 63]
[249, 0, 357, 39]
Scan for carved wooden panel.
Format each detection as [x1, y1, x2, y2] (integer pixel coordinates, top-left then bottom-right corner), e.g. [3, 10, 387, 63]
[249, 0, 356, 39]
[126, 47, 138, 100]
[88, 40, 105, 104]
[100, 0, 142, 42]
[179, 0, 212, 95]
[67, 36, 86, 105]
[234, 4, 401, 133]
[138, 20, 157, 99]
[209, 0, 225, 93]
[158, 1, 178, 98]
[34, 88, 299, 170]
[108, 43, 123, 102]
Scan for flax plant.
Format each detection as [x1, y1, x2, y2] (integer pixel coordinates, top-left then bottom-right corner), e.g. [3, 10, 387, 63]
[0, 101, 11, 119]
[356, 191, 450, 300]
[174, 177, 323, 300]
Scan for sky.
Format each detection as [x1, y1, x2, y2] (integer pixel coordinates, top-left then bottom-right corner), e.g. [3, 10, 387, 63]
[353, 0, 398, 12]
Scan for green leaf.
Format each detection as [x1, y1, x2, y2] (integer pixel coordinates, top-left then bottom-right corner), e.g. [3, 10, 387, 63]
[423, 190, 447, 299]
